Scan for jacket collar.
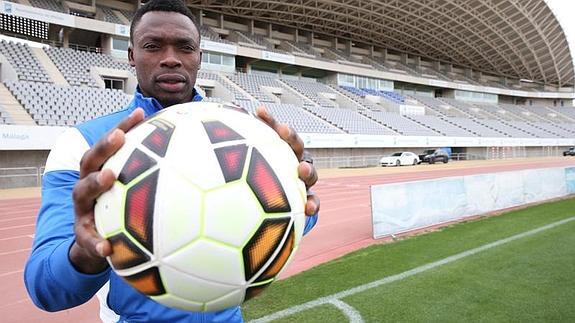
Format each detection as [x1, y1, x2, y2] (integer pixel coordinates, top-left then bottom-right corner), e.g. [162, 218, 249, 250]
[130, 86, 204, 117]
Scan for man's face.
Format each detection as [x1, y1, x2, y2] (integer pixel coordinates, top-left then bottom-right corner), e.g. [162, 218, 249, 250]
[129, 11, 201, 107]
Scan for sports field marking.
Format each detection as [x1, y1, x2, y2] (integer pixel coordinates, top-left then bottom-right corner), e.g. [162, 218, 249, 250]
[0, 269, 24, 278]
[0, 223, 35, 231]
[250, 216, 575, 323]
[0, 248, 31, 257]
[328, 299, 364, 323]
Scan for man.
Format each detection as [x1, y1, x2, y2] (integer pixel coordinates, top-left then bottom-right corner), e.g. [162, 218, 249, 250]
[24, 0, 320, 321]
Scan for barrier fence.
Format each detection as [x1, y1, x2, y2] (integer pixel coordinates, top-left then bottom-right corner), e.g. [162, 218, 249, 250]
[0, 167, 43, 189]
[371, 166, 575, 238]
[0, 149, 569, 188]
[313, 153, 485, 169]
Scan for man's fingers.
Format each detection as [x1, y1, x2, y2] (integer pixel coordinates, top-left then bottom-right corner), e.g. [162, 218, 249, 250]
[280, 125, 304, 161]
[73, 169, 116, 216]
[117, 108, 145, 133]
[79, 129, 125, 178]
[256, 105, 277, 129]
[257, 106, 304, 160]
[305, 192, 320, 216]
[96, 240, 112, 258]
[79, 108, 144, 178]
[74, 220, 111, 258]
[298, 161, 318, 189]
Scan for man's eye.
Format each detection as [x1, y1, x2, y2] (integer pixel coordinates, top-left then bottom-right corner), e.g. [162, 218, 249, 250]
[143, 43, 159, 49]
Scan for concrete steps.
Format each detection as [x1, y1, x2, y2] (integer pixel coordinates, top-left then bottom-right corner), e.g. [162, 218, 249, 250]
[0, 83, 35, 125]
[30, 47, 68, 86]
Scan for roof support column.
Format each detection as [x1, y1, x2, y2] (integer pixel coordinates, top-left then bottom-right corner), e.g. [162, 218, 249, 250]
[267, 23, 272, 38]
[413, 55, 421, 68]
[433, 61, 441, 72]
[59, 27, 71, 48]
[310, 32, 315, 46]
[197, 9, 203, 25]
[400, 53, 408, 65]
[218, 13, 224, 28]
[344, 40, 352, 56]
[294, 29, 299, 43]
[381, 48, 387, 62]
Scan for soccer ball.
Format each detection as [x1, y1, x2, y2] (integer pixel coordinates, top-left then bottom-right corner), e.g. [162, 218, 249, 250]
[94, 102, 306, 312]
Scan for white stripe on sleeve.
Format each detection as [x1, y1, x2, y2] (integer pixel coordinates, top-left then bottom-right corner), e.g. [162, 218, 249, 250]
[44, 128, 90, 174]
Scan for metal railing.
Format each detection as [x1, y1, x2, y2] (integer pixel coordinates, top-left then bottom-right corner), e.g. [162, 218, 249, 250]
[0, 149, 568, 189]
[313, 155, 381, 169]
[0, 167, 43, 188]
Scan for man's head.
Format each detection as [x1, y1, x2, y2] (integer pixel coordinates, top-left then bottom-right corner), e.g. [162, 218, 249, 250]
[129, 0, 202, 108]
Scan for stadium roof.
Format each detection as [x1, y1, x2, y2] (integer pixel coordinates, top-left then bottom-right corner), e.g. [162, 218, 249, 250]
[185, 0, 575, 87]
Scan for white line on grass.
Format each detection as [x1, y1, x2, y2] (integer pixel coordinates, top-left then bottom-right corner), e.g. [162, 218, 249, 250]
[328, 299, 365, 323]
[250, 216, 575, 323]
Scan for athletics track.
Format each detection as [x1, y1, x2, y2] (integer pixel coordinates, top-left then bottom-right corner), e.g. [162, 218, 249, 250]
[1, 157, 574, 322]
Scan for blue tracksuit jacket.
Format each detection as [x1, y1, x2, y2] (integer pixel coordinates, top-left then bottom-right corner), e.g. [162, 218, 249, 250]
[24, 87, 318, 322]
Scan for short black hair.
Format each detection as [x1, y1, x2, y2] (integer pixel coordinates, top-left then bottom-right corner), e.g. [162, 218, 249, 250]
[130, 0, 200, 43]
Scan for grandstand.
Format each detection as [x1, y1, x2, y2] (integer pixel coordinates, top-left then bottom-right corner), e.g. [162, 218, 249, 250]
[1, 0, 575, 187]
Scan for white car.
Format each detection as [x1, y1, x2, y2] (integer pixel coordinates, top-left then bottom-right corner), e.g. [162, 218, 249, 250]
[380, 152, 420, 167]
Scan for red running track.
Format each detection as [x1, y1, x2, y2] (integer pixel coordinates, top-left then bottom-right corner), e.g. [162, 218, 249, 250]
[1, 158, 574, 322]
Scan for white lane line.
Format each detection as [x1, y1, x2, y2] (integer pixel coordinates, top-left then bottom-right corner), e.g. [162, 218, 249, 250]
[250, 216, 575, 323]
[0, 269, 24, 278]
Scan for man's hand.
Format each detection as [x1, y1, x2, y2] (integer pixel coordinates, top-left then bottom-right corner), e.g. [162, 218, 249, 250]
[70, 108, 145, 274]
[256, 106, 320, 216]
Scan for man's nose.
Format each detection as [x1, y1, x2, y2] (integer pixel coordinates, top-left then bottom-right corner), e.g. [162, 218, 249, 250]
[160, 47, 182, 68]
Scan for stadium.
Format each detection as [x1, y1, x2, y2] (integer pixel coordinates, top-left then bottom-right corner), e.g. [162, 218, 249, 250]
[0, 0, 574, 322]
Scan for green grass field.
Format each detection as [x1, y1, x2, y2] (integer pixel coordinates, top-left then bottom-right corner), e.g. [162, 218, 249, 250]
[243, 197, 575, 322]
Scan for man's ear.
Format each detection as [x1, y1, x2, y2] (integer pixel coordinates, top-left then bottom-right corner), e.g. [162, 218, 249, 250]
[128, 45, 135, 67]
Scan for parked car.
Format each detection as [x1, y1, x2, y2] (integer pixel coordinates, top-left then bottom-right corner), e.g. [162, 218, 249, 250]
[563, 147, 575, 156]
[419, 148, 449, 164]
[380, 152, 420, 167]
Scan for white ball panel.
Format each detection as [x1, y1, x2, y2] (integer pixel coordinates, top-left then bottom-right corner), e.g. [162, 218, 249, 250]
[162, 240, 245, 285]
[203, 184, 263, 247]
[160, 265, 239, 304]
[152, 293, 203, 312]
[95, 182, 125, 237]
[162, 115, 226, 191]
[155, 167, 203, 257]
[204, 289, 245, 312]
[292, 212, 306, 246]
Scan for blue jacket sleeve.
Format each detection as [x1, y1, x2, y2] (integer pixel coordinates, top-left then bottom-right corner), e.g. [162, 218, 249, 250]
[303, 212, 318, 235]
[24, 170, 111, 312]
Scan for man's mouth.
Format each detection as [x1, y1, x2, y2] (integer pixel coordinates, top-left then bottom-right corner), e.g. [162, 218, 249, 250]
[156, 74, 187, 92]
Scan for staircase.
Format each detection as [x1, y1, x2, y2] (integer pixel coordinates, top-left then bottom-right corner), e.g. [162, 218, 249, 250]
[30, 47, 69, 86]
[0, 84, 35, 125]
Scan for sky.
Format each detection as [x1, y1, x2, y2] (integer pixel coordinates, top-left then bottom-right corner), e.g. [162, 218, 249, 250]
[545, 0, 575, 61]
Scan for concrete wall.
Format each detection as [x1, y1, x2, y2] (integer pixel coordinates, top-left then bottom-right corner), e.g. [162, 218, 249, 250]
[0, 150, 49, 189]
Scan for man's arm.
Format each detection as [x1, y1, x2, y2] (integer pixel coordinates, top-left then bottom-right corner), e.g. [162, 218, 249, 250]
[24, 110, 145, 312]
[24, 129, 111, 311]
